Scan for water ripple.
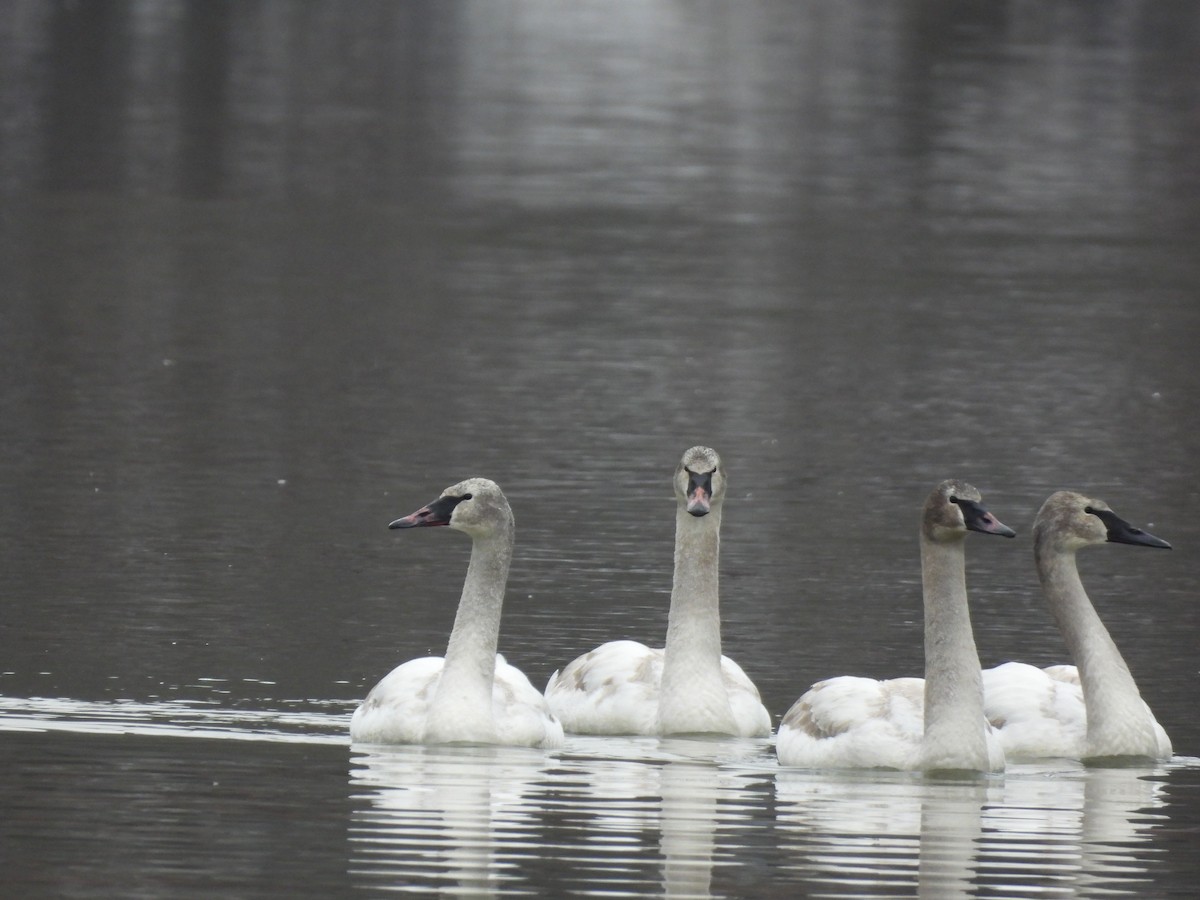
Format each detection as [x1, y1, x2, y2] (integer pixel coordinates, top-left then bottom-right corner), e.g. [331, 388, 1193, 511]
[0, 696, 1188, 897]
[0, 694, 352, 744]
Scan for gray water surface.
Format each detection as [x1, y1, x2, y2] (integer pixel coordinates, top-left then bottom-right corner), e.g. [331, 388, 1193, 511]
[2, 2, 1199, 897]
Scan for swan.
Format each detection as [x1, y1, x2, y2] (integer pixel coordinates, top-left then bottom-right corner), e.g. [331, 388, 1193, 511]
[982, 491, 1172, 762]
[544, 446, 771, 737]
[350, 478, 564, 749]
[776, 480, 1015, 772]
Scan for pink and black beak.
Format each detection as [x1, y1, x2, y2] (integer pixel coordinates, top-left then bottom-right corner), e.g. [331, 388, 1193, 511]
[389, 493, 469, 529]
[952, 496, 1016, 538]
[1087, 506, 1172, 550]
[685, 468, 714, 517]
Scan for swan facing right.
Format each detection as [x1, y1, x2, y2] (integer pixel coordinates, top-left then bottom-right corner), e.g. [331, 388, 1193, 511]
[982, 491, 1172, 763]
[776, 480, 1015, 773]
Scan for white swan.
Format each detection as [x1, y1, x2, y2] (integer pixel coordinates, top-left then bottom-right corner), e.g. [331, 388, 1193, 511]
[776, 480, 1015, 772]
[982, 491, 1172, 762]
[350, 478, 564, 749]
[544, 447, 770, 737]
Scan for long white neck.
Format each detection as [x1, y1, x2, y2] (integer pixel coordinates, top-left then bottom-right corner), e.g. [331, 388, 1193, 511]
[1036, 542, 1162, 758]
[424, 529, 512, 743]
[658, 505, 736, 735]
[919, 535, 990, 771]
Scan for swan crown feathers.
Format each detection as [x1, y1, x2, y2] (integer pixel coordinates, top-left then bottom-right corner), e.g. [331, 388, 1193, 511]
[1034, 491, 1112, 552]
[439, 478, 514, 537]
[922, 479, 1015, 542]
[1034, 491, 1170, 554]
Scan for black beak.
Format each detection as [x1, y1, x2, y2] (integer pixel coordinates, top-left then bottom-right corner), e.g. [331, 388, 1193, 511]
[955, 497, 1017, 538]
[686, 469, 713, 517]
[389, 494, 466, 529]
[1090, 508, 1172, 549]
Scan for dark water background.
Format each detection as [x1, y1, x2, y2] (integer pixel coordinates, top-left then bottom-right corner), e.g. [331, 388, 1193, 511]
[2, 1, 1199, 897]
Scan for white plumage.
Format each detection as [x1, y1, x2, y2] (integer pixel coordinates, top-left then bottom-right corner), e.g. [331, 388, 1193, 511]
[981, 491, 1172, 762]
[546, 639, 769, 737]
[545, 447, 770, 738]
[350, 478, 564, 749]
[777, 480, 1015, 772]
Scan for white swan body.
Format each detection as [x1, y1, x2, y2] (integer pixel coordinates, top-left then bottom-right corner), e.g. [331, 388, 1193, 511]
[777, 480, 1014, 772]
[545, 447, 770, 738]
[545, 640, 768, 737]
[982, 491, 1172, 762]
[350, 478, 564, 749]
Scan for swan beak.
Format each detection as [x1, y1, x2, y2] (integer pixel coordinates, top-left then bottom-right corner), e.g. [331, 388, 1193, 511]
[685, 471, 713, 517]
[389, 494, 460, 529]
[1102, 513, 1172, 549]
[958, 499, 1017, 538]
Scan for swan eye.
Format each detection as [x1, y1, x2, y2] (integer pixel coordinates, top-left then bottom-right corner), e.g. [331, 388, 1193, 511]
[948, 495, 960, 505]
[460, 493, 473, 501]
[1084, 506, 1096, 515]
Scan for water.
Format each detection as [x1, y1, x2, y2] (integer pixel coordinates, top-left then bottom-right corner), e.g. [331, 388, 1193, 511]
[2, 1, 1199, 896]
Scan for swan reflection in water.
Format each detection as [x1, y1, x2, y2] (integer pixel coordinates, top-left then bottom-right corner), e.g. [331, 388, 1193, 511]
[563, 735, 769, 898]
[348, 743, 549, 896]
[775, 761, 1170, 898]
[347, 735, 771, 897]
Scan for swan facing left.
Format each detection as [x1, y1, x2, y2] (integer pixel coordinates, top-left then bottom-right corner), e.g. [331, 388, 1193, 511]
[350, 478, 564, 749]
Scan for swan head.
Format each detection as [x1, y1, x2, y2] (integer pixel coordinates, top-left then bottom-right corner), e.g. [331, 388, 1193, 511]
[675, 446, 725, 517]
[923, 479, 1016, 543]
[388, 477, 514, 539]
[1034, 491, 1171, 554]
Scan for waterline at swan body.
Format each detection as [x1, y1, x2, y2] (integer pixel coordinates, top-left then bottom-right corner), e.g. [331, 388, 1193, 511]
[776, 480, 1014, 773]
[350, 478, 564, 749]
[982, 491, 1172, 763]
[545, 447, 770, 738]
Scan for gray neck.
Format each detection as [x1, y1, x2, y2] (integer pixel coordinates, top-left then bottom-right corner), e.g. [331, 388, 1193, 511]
[919, 535, 990, 771]
[426, 529, 512, 738]
[658, 505, 736, 734]
[1035, 542, 1157, 757]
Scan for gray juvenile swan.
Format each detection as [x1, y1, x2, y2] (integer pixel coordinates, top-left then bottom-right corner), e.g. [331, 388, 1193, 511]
[544, 447, 771, 737]
[350, 478, 564, 748]
[982, 490, 1172, 762]
[776, 480, 1015, 772]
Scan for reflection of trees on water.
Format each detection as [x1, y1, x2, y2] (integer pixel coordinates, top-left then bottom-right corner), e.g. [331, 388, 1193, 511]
[5, 1, 1197, 222]
[776, 762, 1169, 898]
